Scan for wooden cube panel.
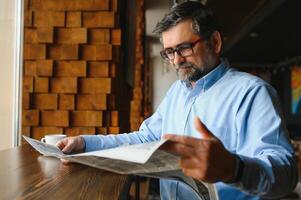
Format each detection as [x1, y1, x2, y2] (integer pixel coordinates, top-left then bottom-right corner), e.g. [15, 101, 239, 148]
[66, 12, 81, 27]
[24, 11, 32, 27]
[22, 126, 30, 137]
[80, 45, 112, 61]
[48, 44, 79, 60]
[79, 78, 111, 94]
[32, 93, 58, 110]
[55, 28, 87, 44]
[55, 61, 86, 77]
[88, 62, 109, 77]
[111, 29, 121, 45]
[96, 45, 112, 60]
[80, 45, 95, 60]
[105, 111, 118, 126]
[24, 28, 38, 43]
[76, 0, 109, 11]
[23, 77, 34, 92]
[110, 63, 116, 78]
[36, 60, 53, 76]
[24, 0, 29, 10]
[65, 127, 95, 136]
[37, 27, 53, 43]
[110, 111, 118, 126]
[31, 0, 109, 11]
[71, 111, 102, 127]
[97, 127, 107, 135]
[34, 11, 65, 27]
[24, 44, 46, 60]
[22, 110, 39, 126]
[83, 12, 114, 28]
[77, 94, 106, 110]
[23, 0, 127, 137]
[41, 111, 69, 127]
[21, 126, 31, 145]
[34, 77, 49, 93]
[111, 0, 118, 12]
[51, 77, 77, 93]
[108, 127, 119, 134]
[59, 94, 75, 110]
[89, 29, 110, 44]
[22, 93, 30, 110]
[24, 61, 36, 76]
[31, 127, 63, 140]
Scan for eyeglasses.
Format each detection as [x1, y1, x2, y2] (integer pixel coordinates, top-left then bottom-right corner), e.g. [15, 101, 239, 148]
[160, 38, 204, 61]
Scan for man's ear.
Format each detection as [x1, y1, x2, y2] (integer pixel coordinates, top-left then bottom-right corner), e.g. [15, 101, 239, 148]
[211, 31, 222, 54]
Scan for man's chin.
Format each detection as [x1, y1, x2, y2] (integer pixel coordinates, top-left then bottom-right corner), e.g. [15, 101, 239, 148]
[177, 68, 192, 77]
[177, 67, 192, 72]
[177, 73, 191, 82]
[178, 71, 205, 83]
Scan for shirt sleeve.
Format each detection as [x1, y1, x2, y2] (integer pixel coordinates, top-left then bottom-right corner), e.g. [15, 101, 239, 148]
[81, 88, 170, 152]
[234, 82, 298, 198]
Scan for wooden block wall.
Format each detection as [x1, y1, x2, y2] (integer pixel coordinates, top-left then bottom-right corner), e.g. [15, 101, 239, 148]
[22, 0, 124, 139]
[130, 0, 151, 131]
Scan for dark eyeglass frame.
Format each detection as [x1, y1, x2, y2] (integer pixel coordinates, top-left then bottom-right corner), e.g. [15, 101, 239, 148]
[160, 38, 204, 61]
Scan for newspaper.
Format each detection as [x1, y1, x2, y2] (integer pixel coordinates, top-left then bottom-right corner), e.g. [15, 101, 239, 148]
[23, 135, 218, 200]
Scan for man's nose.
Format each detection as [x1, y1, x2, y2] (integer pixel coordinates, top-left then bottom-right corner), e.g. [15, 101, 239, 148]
[172, 51, 185, 65]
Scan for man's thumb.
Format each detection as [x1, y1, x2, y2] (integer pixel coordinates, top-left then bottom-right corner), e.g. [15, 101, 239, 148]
[194, 117, 215, 139]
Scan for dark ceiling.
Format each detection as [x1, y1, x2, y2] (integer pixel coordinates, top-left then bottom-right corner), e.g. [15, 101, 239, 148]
[147, 0, 301, 64]
[208, 0, 301, 64]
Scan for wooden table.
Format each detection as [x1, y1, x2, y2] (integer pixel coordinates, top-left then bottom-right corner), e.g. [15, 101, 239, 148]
[0, 145, 131, 200]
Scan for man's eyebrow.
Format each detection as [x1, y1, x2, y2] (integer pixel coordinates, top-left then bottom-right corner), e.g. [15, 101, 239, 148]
[164, 41, 192, 49]
[176, 42, 191, 48]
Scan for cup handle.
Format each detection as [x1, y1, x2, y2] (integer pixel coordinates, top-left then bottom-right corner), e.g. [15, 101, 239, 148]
[41, 138, 46, 143]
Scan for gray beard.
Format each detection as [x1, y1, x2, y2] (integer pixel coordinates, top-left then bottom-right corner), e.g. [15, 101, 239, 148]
[175, 62, 208, 83]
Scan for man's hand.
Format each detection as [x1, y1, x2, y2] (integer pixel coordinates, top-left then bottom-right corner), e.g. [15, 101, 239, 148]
[162, 117, 236, 183]
[56, 136, 85, 164]
[56, 136, 85, 154]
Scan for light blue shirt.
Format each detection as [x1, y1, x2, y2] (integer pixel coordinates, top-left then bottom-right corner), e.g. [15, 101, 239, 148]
[82, 60, 298, 200]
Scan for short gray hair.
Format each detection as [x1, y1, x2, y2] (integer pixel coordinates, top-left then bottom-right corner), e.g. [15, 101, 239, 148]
[153, 1, 220, 39]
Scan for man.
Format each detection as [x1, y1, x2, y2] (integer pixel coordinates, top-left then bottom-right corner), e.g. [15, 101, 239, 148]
[57, 2, 298, 199]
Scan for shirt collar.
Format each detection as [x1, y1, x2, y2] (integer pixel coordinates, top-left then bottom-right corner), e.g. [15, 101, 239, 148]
[181, 58, 230, 91]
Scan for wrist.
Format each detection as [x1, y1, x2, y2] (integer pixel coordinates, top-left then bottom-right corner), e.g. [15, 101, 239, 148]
[78, 136, 86, 152]
[225, 154, 244, 183]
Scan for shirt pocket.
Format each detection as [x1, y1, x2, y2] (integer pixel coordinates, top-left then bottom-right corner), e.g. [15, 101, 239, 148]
[208, 125, 237, 153]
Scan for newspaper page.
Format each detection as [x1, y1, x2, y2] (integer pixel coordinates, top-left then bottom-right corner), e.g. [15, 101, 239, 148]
[23, 135, 214, 200]
[23, 135, 167, 164]
[23, 135, 66, 158]
[72, 139, 168, 164]
[23, 135, 180, 173]
[66, 150, 181, 174]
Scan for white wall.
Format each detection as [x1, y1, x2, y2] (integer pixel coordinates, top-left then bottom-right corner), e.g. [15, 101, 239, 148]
[0, 0, 19, 150]
[149, 43, 178, 110]
[145, 0, 178, 110]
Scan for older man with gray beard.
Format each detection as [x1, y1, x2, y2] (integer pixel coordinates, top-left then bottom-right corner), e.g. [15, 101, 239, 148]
[57, 2, 298, 199]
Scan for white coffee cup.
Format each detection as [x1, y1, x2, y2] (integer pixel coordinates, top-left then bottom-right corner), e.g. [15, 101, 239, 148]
[41, 134, 66, 146]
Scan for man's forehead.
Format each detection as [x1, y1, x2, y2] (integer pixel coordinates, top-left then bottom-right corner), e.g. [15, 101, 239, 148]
[161, 20, 199, 48]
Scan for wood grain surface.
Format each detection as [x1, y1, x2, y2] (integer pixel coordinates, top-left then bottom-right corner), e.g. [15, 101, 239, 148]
[0, 145, 130, 200]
